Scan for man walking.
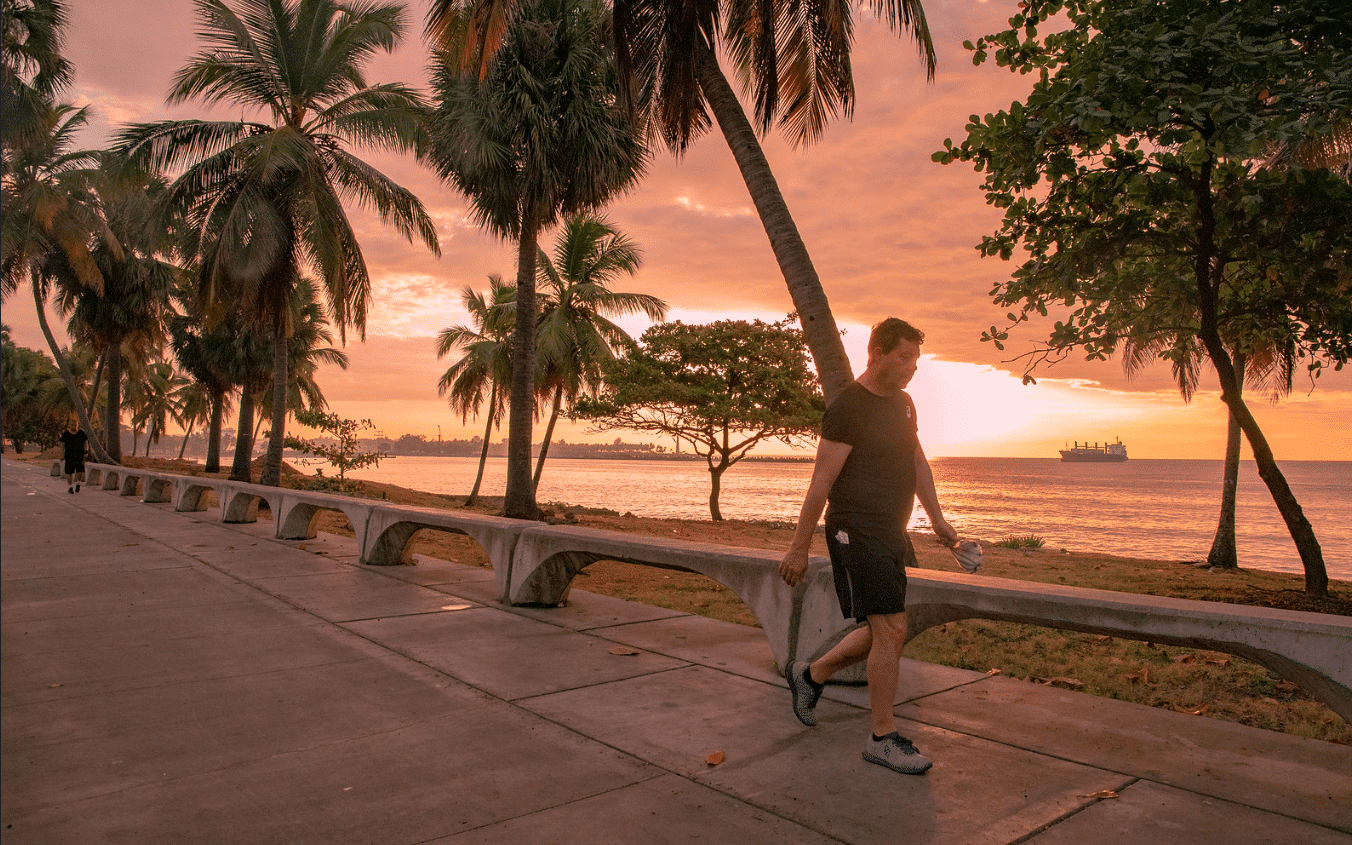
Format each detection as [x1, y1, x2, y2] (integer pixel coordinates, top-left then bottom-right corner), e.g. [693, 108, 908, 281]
[59, 418, 89, 493]
[779, 317, 958, 775]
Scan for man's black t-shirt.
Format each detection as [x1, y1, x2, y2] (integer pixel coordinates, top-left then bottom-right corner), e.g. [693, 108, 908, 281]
[60, 429, 88, 464]
[821, 382, 919, 529]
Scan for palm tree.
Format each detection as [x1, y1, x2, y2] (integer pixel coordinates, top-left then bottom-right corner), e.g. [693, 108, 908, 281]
[175, 380, 211, 460]
[1, 104, 117, 461]
[60, 155, 181, 462]
[132, 358, 190, 456]
[169, 309, 241, 472]
[427, 0, 646, 518]
[1122, 320, 1295, 570]
[1, 0, 72, 150]
[436, 275, 515, 506]
[251, 277, 349, 442]
[428, 0, 936, 403]
[532, 212, 665, 488]
[118, 0, 439, 487]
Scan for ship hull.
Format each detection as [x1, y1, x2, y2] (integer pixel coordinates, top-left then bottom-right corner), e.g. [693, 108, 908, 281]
[1060, 451, 1128, 463]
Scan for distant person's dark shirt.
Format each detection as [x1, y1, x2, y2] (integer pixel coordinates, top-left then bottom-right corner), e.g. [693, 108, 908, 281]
[821, 382, 919, 529]
[60, 429, 88, 464]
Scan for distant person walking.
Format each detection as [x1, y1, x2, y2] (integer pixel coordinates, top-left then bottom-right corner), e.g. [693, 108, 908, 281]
[779, 317, 960, 775]
[59, 419, 89, 494]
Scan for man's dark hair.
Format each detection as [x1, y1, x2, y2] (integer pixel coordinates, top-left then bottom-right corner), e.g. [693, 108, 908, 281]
[868, 317, 924, 354]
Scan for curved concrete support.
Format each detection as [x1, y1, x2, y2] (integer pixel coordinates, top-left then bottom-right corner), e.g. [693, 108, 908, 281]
[222, 489, 266, 523]
[100, 470, 120, 491]
[275, 492, 373, 553]
[173, 480, 219, 512]
[143, 475, 174, 504]
[362, 506, 525, 573]
[50, 459, 63, 477]
[510, 525, 800, 669]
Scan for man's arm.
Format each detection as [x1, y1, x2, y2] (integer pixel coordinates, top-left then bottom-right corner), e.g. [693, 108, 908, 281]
[914, 444, 958, 545]
[780, 439, 852, 587]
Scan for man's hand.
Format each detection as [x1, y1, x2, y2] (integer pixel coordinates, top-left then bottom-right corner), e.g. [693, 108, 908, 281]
[932, 518, 959, 547]
[780, 547, 810, 587]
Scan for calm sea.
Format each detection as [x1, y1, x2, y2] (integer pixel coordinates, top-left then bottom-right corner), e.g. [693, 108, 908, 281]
[340, 455, 1351, 580]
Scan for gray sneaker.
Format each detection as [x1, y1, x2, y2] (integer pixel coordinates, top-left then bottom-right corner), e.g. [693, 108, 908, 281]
[862, 732, 932, 775]
[785, 660, 822, 726]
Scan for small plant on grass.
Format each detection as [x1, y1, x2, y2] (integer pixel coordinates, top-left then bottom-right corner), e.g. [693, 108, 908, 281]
[282, 410, 388, 489]
[997, 534, 1047, 550]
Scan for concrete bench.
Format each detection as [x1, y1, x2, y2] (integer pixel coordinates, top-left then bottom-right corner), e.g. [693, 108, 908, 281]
[507, 524, 1352, 722]
[509, 524, 798, 666]
[74, 462, 1351, 723]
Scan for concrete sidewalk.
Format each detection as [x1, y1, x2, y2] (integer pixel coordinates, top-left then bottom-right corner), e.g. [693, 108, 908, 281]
[2, 458, 1349, 844]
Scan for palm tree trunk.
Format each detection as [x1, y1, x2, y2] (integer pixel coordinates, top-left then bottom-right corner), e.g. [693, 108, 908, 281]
[104, 344, 123, 463]
[177, 419, 196, 460]
[694, 47, 854, 404]
[31, 277, 113, 464]
[205, 388, 225, 473]
[88, 349, 106, 446]
[504, 212, 540, 519]
[533, 383, 564, 492]
[260, 323, 289, 487]
[230, 388, 255, 482]
[1191, 178, 1325, 594]
[466, 385, 497, 507]
[1207, 353, 1245, 569]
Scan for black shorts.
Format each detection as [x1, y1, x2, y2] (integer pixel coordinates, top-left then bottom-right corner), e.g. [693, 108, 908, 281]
[824, 515, 915, 623]
[64, 458, 85, 475]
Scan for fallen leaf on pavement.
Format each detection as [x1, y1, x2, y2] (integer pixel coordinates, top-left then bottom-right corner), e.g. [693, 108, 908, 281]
[1083, 790, 1119, 799]
[706, 751, 726, 766]
[985, 668, 1002, 676]
[608, 645, 642, 656]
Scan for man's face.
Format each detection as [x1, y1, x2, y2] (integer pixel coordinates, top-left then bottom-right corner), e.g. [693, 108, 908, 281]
[874, 339, 921, 389]
[66, 420, 78, 433]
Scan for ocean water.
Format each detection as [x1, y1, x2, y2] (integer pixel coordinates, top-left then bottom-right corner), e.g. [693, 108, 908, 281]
[342, 455, 1351, 580]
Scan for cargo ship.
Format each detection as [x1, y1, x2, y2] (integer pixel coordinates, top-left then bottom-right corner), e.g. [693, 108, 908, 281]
[1059, 438, 1128, 462]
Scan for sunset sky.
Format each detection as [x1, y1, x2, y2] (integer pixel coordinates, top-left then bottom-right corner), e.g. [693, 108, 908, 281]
[5, 0, 1349, 460]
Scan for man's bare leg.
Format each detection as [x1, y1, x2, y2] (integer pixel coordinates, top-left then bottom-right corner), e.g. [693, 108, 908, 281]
[808, 624, 872, 684]
[864, 612, 907, 736]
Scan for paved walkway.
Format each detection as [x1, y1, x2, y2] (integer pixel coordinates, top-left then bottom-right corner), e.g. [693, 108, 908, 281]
[2, 457, 1349, 844]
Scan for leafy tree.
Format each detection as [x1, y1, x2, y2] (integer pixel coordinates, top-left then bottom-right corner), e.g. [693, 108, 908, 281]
[284, 408, 387, 486]
[1, 323, 62, 451]
[935, 0, 1352, 595]
[533, 212, 666, 489]
[574, 318, 823, 520]
[427, 0, 646, 518]
[428, 0, 937, 404]
[436, 275, 516, 506]
[119, 0, 439, 488]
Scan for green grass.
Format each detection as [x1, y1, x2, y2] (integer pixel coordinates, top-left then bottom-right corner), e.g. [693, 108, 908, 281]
[996, 534, 1046, 549]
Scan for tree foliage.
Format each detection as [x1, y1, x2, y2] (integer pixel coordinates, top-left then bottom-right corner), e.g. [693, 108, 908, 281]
[284, 408, 387, 486]
[574, 318, 823, 520]
[935, 0, 1352, 594]
[427, 0, 646, 519]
